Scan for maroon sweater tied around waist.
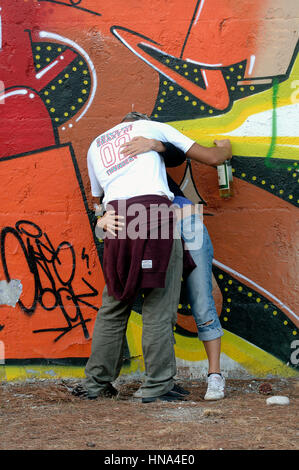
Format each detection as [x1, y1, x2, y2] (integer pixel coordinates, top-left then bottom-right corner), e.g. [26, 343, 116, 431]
[102, 194, 196, 303]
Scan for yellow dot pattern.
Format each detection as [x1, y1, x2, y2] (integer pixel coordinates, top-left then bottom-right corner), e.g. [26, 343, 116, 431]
[149, 53, 239, 119]
[223, 59, 269, 99]
[175, 266, 298, 360]
[213, 268, 298, 344]
[34, 42, 91, 126]
[145, 43, 271, 121]
[232, 157, 299, 208]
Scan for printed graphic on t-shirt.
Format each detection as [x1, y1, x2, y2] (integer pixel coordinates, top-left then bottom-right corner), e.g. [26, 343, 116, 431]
[96, 124, 135, 176]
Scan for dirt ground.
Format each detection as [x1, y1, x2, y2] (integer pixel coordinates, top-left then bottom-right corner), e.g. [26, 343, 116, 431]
[0, 377, 298, 451]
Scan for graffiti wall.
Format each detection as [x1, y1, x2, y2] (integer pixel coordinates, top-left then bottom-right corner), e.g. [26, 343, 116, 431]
[0, 0, 298, 381]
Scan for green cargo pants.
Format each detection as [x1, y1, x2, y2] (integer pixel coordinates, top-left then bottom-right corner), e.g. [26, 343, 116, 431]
[84, 237, 183, 398]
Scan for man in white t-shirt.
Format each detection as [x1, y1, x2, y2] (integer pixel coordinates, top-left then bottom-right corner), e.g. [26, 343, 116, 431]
[76, 112, 231, 404]
[87, 117, 195, 208]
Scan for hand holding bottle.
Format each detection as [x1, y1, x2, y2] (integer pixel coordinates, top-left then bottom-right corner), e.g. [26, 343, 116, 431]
[214, 139, 232, 163]
[214, 140, 234, 198]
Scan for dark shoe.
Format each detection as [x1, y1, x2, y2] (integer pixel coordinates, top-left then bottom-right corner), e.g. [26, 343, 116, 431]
[71, 382, 118, 400]
[71, 383, 90, 399]
[172, 383, 190, 396]
[142, 388, 188, 404]
[98, 383, 119, 398]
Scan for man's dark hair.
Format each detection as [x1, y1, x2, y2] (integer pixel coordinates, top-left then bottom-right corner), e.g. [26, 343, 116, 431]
[121, 111, 151, 122]
[120, 111, 186, 169]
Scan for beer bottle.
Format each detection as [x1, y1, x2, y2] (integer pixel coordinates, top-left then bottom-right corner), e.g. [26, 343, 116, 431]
[217, 160, 234, 198]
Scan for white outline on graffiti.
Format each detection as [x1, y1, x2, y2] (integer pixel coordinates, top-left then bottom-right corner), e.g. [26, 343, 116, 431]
[39, 31, 97, 123]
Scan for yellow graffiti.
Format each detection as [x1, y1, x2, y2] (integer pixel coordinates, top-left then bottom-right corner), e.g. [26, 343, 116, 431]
[171, 51, 299, 161]
[126, 311, 297, 378]
[1, 309, 297, 380]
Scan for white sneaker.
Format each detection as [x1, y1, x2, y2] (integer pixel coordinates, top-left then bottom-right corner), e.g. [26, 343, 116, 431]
[204, 374, 225, 401]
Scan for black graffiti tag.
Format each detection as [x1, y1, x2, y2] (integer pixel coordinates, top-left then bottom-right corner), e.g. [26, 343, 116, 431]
[38, 1, 102, 17]
[81, 247, 91, 275]
[0, 220, 99, 342]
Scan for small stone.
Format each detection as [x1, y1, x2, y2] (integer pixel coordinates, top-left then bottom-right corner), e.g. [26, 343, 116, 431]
[266, 396, 290, 405]
[86, 442, 96, 448]
[259, 382, 272, 395]
[203, 408, 222, 417]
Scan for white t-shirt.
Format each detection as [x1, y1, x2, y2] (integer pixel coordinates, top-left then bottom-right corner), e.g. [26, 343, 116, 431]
[87, 120, 195, 207]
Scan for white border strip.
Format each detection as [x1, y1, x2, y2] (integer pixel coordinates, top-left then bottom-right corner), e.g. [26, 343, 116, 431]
[248, 54, 256, 76]
[36, 60, 59, 80]
[138, 42, 223, 68]
[186, 58, 222, 67]
[194, 0, 206, 25]
[113, 30, 174, 83]
[0, 89, 28, 99]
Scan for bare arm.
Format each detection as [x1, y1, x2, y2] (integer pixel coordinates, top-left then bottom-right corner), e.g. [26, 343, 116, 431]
[186, 139, 232, 166]
[120, 136, 232, 166]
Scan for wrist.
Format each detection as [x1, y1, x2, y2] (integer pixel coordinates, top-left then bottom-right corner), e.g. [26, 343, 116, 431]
[151, 139, 166, 153]
[97, 216, 106, 230]
[216, 148, 231, 165]
[150, 139, 158, 151]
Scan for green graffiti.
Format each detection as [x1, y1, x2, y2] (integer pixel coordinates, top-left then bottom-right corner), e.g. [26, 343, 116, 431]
[265, 78, 278, 165]
[265, 78, 278, 168]
[265, 78, 289, 170]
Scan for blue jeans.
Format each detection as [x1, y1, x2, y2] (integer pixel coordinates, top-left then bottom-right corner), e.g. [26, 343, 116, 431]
[180, 214, 223, 342]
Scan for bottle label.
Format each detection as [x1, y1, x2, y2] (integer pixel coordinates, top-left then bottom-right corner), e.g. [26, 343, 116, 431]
[217, 164, 230, 189]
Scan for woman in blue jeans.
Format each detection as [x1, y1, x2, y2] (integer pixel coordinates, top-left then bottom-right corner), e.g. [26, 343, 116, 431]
[174, 195, 225, 400]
